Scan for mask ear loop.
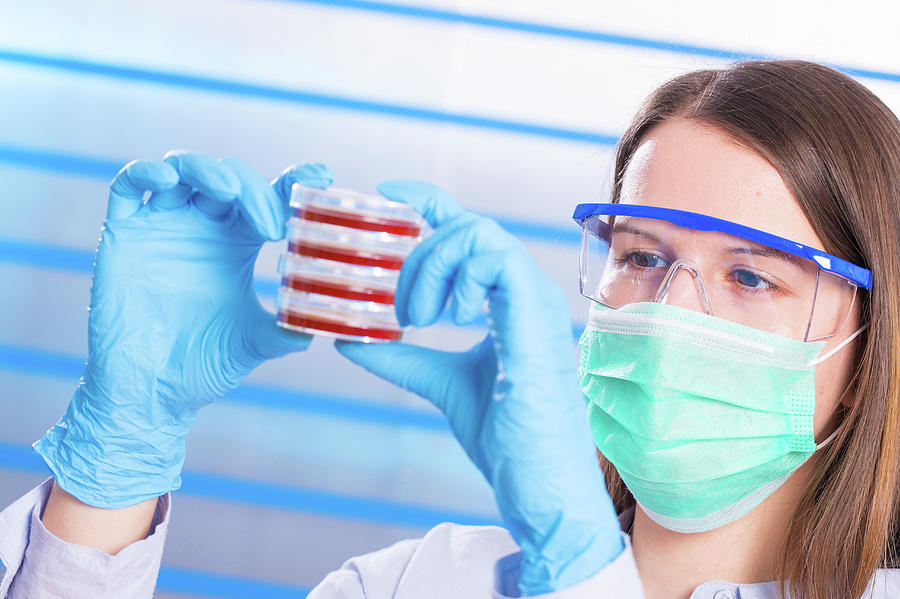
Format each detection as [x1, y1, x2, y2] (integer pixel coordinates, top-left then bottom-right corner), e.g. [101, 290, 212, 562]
[807, 323, 869, 367]
[808, 294, 866, 450]
[815, 426, 841, 451]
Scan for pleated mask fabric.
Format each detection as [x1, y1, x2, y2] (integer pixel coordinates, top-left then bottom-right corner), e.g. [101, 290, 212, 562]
[578, 302, 826, 533]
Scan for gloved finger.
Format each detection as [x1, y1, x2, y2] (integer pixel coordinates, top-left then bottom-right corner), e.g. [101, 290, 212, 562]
[107, 160, 180, 220]
[394, 211, 478, 327]
[245, 313, 313, 359]
[192, 192, 234, 218]
[334, 340, 460, 414]
[375, 180, 466, 229]
[406, 217, 516, 327]
[272, 162, 334, 201]
[376, 180, 471, 326]
[147, 184, 193, 211]
[450, 251, 511, 325]
[162, 151, 241, 217]
[272, 162, 335, 226]
[221, 157, 283, 241]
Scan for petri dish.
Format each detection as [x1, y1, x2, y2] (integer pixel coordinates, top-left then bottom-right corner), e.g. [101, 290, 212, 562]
[279, 252, 399, 298]
[278, 184, 429, 343]
[281, 272, 395, 304]
[276, 288, 402, 342]
[288, 239, 406, 269]
[278, 310, 402, 342]
[286, 218, 416, 270]
[291, 184, 425, 237]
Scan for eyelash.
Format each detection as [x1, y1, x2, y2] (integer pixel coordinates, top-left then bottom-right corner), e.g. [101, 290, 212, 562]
[615, 251, 785, 296]
[616, 250, 668, 270]
[725, 268, 784, 296]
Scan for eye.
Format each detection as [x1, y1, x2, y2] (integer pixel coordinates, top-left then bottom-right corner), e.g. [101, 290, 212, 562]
[735, 269, 764, 288]
[729, 268, 781, 294]
[620, 250, 670, 269]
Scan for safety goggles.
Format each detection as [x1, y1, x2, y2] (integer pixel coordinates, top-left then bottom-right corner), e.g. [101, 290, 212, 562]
[572, 203, 872, 341]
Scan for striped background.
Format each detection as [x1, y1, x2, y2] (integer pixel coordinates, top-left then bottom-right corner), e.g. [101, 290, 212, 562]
[1, 1, 898, 596]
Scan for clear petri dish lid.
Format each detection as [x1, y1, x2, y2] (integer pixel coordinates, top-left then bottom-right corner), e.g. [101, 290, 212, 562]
[279, 252, 401, 285]
[277, 288, 402, 343]
[280, 273, 396, 305]
[278, 285, 397, 316]
[279, 267, 397, 305]
[290, 183, 427, 238]
[287, 218, 418, 270]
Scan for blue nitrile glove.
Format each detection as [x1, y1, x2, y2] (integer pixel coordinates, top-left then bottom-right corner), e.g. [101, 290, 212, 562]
[33, 152, 333, 509]
[335, 181, 624, 595]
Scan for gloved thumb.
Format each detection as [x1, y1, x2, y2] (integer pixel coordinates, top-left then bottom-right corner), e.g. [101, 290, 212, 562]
[272, 162, 334, 200]
[334, 340, 461, 412]
[245, 314, 313, 361]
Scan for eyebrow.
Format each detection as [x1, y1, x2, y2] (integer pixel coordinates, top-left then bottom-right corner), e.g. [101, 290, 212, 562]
[723, 246, 807, 270]
[611, 221, 807, 270]
[610, 222, 662, 243]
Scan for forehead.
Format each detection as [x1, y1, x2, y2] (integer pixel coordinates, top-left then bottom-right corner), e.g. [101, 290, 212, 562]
[619, 118, 826, 252]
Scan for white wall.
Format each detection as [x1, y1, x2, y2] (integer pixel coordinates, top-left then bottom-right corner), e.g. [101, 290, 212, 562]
[0, 1, 897, 595]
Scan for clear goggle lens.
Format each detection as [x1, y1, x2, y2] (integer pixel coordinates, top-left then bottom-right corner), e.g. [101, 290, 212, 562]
[579, 213, 858, 341]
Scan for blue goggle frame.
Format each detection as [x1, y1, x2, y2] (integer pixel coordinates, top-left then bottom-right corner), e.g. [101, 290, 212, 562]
[572, 203, 872, 290]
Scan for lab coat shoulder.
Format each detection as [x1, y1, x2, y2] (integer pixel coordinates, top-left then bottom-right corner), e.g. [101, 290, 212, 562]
[868, 568, 900, 597]
[306, 523, 645, 599]
[307, 522, 519, 599]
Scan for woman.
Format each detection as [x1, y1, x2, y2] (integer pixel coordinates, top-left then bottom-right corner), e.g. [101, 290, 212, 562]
[0, 60, 897, 599]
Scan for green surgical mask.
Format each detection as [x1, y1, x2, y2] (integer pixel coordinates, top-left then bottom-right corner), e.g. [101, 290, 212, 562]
[577, 301, 861, 534]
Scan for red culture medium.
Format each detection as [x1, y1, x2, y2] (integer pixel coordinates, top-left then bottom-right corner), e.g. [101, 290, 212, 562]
[278, 310, 401, 341]
[281, 274, 395, 304]
[288, 240, 405, 270]
[296, 205, 421, 237]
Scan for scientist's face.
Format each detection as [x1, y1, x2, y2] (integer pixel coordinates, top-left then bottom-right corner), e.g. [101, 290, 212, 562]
[617, 118, 859, 439]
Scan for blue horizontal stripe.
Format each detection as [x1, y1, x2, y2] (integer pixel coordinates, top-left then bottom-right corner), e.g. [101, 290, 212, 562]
[0, 242, 582, 337]
[226, 383, 448, 430]
[0, 236, 284, 298]
[489, 215, 580, 245]
[0, 235, 492, 333]
[157, 566, 310, 599]
[0, 144, 582, 247]
[282, 0, 761, 59]
[840, 66, 900, 84]
[179, 470, 500, 528]
[0, 237, 95, 274]
[0, 441, 48, 474]
[0, 237, 283, 300]
[0, 343, 449, 431]
[0, 49, 617, 145]
[255, 277, 280, 298]
[0, 343, 84, 379]
[0, 144, 122, 179]
[0, 234, 583, 335]
[0, 443, 50, 475]
[0, 442, 501, 528]
[275, 0, 900, 85]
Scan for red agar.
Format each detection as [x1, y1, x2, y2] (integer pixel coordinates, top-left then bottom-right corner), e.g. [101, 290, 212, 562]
[279, 310, 401, 341]
[288, 240, 405, 270]
[296, 205, 421, 237]
[281, 274, 395, 304]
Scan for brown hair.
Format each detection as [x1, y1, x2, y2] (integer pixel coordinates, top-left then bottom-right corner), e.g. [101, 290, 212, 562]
[604, 60, 900, 599]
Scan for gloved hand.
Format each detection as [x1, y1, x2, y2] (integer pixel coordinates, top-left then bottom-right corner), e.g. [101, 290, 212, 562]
[34, 152, 333, 509]
[335, 181, 624, 595]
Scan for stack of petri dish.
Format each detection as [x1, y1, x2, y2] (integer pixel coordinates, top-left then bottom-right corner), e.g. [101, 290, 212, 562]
[276, 183, 427, 343]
